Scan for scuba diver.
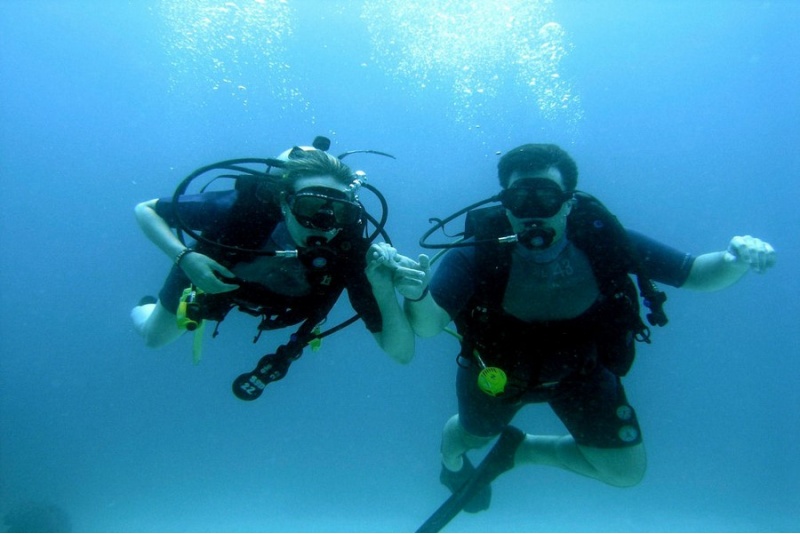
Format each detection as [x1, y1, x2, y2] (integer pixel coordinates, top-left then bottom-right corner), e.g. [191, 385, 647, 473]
[396, 143, 776, 530]
[130, 137, 424, 400]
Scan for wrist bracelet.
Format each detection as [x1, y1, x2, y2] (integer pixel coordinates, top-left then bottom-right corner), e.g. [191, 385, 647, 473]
[405, 287, 429, 302]
[175, 248, 194, 266]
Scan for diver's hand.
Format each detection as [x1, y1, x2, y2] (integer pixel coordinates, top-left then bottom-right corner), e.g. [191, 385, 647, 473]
[179, 251, 240, 293]
[367, 243, 430, 299]
[366, 243, 428, 298]
[396, 253, 430, 300]
[724, 235, 776, 274]
[366, 243, 397, 295]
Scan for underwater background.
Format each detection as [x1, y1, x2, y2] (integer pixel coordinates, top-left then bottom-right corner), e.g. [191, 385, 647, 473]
[1, 0, 798, 532]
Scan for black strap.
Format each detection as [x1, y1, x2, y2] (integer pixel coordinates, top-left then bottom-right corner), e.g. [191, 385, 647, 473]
[571, 193, 668, 329]
[466, 206, 514, 311]
[230, 285, 346, 401]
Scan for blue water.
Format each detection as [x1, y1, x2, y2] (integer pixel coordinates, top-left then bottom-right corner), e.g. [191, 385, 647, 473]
[1, 1, 798, 531]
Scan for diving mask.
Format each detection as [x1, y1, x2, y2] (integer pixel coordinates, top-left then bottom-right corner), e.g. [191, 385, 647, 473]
[499, 178, 572, 219]
[287, 187, 362, 231]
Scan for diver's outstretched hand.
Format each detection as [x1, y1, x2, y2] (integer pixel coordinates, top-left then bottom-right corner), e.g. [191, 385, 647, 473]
[179, 251, 240, 293]
[724, 235, 776, 274]
[366, 243, 429, 299]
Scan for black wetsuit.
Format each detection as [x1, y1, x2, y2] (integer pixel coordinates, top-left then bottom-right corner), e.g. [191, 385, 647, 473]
[154, 190, 383, 333]
[430, 230, 694, 447]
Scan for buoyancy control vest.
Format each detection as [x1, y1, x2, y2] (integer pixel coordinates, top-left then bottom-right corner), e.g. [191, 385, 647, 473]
[456, 192, 663, 378]
[180, 177, 370, 337]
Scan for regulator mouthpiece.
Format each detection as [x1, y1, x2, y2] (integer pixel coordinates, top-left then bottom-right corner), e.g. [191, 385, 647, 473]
[518, 223, 555, 249]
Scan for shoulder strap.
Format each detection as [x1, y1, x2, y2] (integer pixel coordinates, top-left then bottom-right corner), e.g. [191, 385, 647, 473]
[568, 192, 636, 294]
[568, 192, 668, 330]
[464, 205, 511, 240]
[462, 206, 514, 312]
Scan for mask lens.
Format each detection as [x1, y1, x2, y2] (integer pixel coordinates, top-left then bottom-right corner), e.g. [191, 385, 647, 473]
[331, 201, 361, 225]
[289, 191, 361, 230]
[500, 182, 568, 218]
[291, 195, 328, 219]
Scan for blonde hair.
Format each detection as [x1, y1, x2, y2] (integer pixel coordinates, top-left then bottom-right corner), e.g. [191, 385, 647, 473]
[280, 149, 354, 195]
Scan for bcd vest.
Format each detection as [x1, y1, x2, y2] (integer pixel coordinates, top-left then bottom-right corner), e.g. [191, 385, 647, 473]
[456, 193, 657, 378]
[186, 178, 368, 334]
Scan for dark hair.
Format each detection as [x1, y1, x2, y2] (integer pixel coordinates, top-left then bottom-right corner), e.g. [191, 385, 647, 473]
[497, 143, 578, 191]
[280, 149, 355, 196]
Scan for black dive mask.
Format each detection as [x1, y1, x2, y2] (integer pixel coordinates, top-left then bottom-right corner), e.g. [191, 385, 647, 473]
[498, 178, 572, 219]
[288, 187, 362, 231]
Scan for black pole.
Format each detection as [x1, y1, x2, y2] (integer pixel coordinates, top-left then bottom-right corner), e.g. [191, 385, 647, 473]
[416, 426, 525, 533]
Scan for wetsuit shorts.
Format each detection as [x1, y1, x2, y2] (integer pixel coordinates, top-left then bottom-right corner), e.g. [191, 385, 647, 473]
[456, 361, 643, 448]
[158, 264, 191, 314]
